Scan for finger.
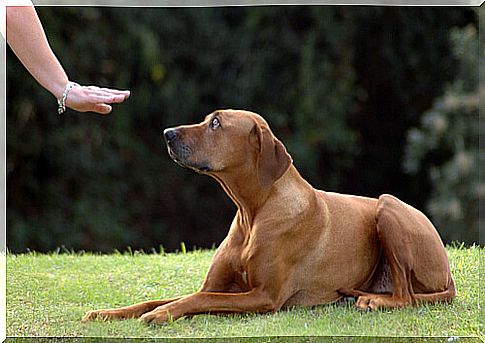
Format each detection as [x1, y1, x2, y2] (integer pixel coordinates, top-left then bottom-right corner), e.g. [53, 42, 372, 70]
[86, 94, 126, 105]
[100, 89, 130, 98]
[86, 86, 130, 99]
[92, 103, 113, 115]
[107, 94, 129, 104]
[88, 92, 129, 104]
[106, 91, 130, 101]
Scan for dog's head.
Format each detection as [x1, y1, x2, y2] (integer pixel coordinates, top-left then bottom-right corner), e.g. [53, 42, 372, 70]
[163, 109, 292, 188]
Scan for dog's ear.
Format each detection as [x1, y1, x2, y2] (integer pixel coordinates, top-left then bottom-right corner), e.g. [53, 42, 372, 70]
[250, 124, 292, 188]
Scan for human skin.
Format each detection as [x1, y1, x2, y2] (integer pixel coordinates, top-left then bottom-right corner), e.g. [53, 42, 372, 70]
[6, 4, 130, 115]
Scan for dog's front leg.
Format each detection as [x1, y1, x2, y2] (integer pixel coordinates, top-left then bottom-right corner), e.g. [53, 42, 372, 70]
[82, 297, 183, 322]
[140, 288, 277, 323]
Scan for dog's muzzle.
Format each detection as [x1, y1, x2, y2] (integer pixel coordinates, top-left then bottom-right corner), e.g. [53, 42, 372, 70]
[163, 128, 177, 145]
[163, 128, 184, 164]
[163, 128, 211, 173]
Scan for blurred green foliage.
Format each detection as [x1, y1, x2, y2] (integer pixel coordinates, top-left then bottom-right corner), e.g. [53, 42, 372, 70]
[6, 7, 477, 252]
[404, 17, 480, 244]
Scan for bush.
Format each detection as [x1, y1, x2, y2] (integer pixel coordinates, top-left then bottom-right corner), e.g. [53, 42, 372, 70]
[7, 7, 475, 252]
[404, 20, 480, 244]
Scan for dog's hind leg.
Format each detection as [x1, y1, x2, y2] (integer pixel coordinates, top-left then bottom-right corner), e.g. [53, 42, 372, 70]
[353, 194, 455, 310]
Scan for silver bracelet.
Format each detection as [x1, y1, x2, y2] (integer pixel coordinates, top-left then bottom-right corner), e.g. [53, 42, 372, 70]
[57, 81, 78, 115]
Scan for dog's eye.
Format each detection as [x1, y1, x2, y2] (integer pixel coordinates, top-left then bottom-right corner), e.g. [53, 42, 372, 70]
[210, 117, 221, 130]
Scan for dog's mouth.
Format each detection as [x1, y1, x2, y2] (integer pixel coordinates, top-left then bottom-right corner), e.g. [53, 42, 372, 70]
[167, 146, 186, 167]
[163, 128, 212, 173]
[166, 144, 212, 174]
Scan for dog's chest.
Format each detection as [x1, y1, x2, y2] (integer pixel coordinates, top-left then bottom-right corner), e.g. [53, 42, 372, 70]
[236, 270, 248, 286]
[220, 235, 252, 291]
[229, 258, 251, 291]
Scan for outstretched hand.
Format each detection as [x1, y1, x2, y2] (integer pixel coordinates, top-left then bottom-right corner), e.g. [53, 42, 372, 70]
[66, 85, 130, 115]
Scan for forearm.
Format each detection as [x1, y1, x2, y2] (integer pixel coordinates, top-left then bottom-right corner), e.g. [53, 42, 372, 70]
[6, 4, 130, 115]
[6, 5, 68, 99]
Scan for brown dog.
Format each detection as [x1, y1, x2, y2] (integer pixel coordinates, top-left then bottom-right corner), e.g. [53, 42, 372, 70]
[82, 109, 455, 324]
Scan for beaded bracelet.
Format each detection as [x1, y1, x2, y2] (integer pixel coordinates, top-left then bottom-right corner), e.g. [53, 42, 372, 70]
[57, 81, 78, 115]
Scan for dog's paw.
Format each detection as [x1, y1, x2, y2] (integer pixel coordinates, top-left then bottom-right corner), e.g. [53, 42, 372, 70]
[82, 309, 121, 322]
[355, 295, 372, 310]
[82, 310, 102, 322]
[139, 309, 174, 324]
[355, 295, 408, 310]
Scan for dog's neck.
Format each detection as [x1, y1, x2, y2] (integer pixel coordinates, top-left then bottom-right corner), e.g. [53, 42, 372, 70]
[213, 164, 315, 229]
[212, 166, 264, 226]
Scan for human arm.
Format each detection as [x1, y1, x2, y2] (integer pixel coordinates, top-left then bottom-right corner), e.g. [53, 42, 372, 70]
[6, 4, 130, 114]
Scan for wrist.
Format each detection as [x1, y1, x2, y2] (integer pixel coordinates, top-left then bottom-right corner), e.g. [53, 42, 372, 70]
[49, 77, 70, 100]
[57, 81, 78, 115]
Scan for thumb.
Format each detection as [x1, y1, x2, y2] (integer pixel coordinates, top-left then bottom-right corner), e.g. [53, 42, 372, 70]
[93, 104, 113, 115]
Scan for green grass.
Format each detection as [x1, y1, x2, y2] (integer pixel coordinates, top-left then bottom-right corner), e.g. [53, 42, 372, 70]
[5, 246, 484, 340]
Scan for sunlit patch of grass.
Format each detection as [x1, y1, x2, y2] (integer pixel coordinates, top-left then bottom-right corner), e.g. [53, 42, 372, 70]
[6, 246, 483, 340]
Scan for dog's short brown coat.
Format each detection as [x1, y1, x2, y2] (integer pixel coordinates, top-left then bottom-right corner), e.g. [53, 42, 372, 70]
[83, 109, 455, 324]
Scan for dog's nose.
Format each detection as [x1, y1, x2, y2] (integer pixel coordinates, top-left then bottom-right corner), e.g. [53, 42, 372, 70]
[164, 128, 177, 144]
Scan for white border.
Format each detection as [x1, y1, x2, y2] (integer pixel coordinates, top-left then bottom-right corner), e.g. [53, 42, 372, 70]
[11, 0, 478, 5]
[30, 0, 485, 6]
[1, 3, 481, 343]
[1, 2, 6, 342]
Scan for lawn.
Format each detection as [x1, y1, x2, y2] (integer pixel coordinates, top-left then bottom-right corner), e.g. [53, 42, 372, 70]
[5, 245, 484, 341]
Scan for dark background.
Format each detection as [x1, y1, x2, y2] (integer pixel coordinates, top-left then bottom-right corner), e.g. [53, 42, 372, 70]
[6, 7, 480, 252]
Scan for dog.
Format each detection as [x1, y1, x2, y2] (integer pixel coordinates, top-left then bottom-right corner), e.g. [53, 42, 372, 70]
[82, 109, 455, 324]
